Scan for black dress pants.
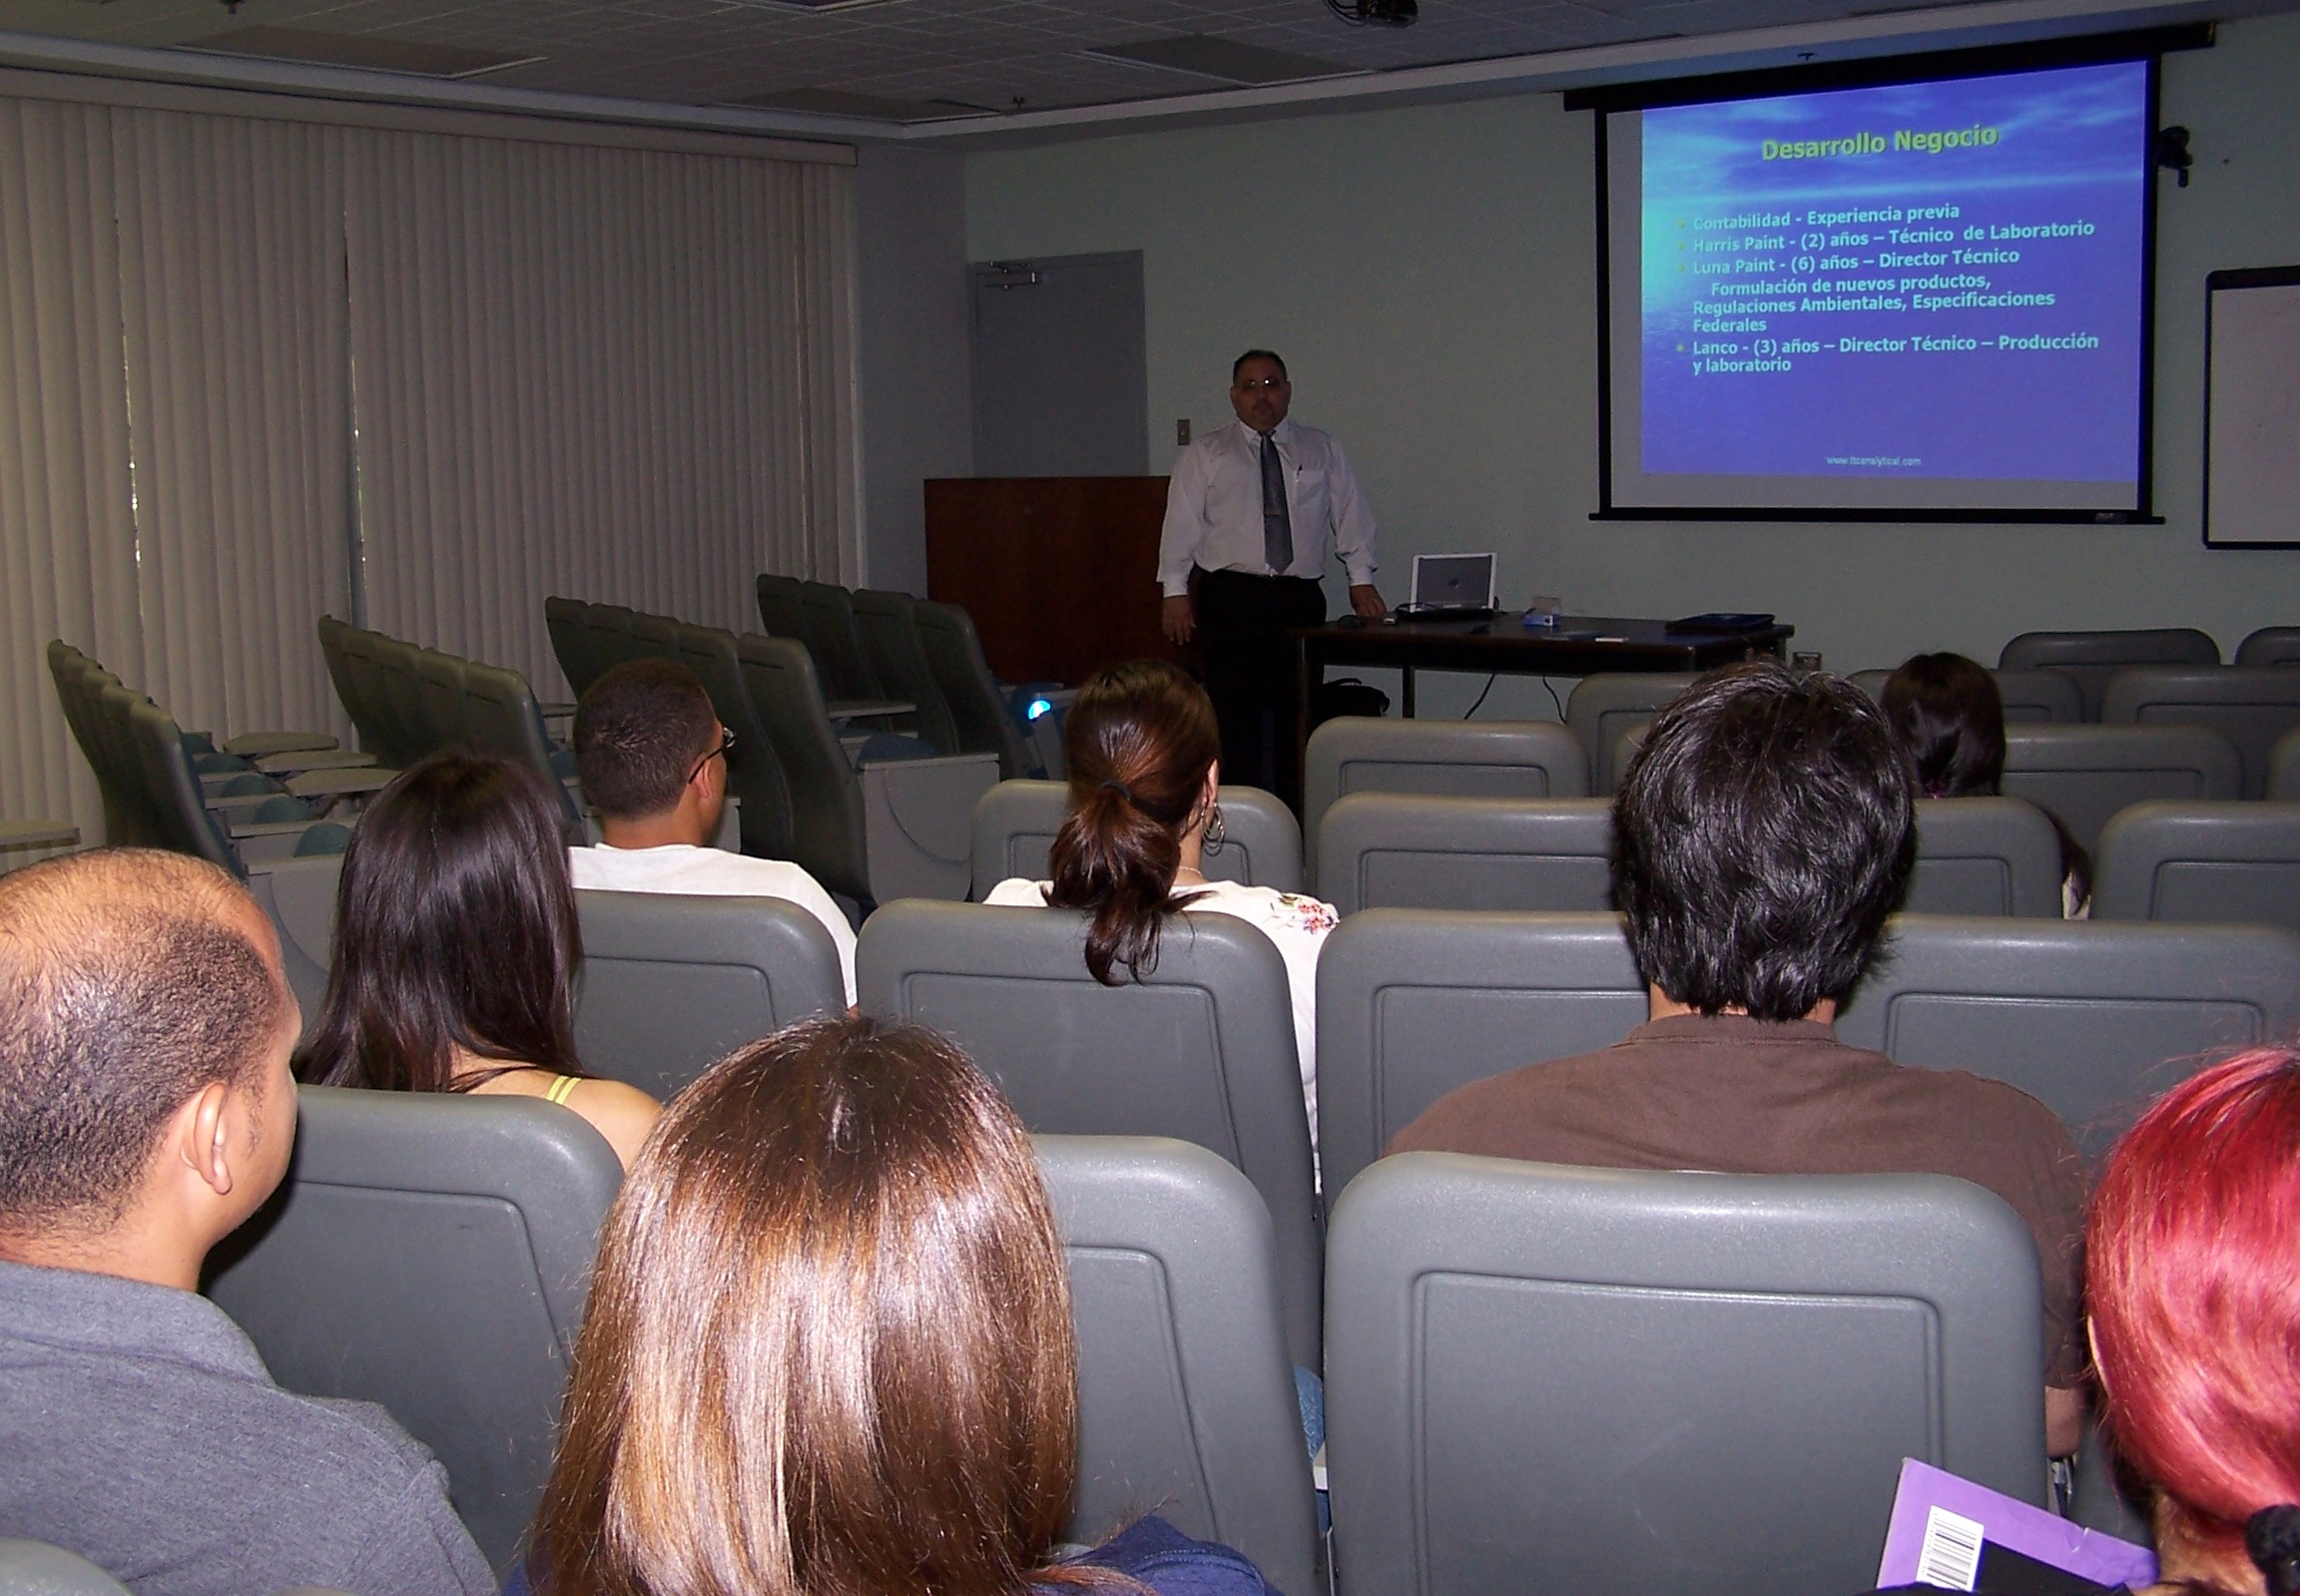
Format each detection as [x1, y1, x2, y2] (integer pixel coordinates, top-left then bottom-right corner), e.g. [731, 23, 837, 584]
[1192, 567, 1327, 810]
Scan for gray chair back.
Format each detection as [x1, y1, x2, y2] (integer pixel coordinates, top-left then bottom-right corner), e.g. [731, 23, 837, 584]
[573, 888, 847, 1101]
[203, 1085, 623, 1575]
[1851, 666, 2084, 725]
[671, 622, 797, 860]
[1999, 628, 2220, 719]
[626, 612, 680, 659]
[2101, 664, 2300, 798]
[2237, 626, 2300, 667]
[970, 779, 1302, 899]
[375, 638, 433, 764]
[2093, 800, 2300, 934]
[1566, 673, 1700, 794]
[1039, 1136, 1319, 1596]
[852, 588, 960, 752]
[1315, 908, 1644, 1203]
[48, 647, 147, 848]
[413, 650, 470, 751]
[461, 662, 579, 822]
[1325, 1154, 2046, 1596]
[2001, 724, 2242, 855]
[246, 855, 344, 1023]
[1317, 794, 1613, 915]
[858, 900, 1321, 1367]
[756, 571, 810, 640]
[0, 1541, 133, 1596]
[914, 599, 1034, 779]
[338, 627, 421, 769]
[1302, 718, 1588, 881]
[1906, 797, 2065, 917]
[1838, 913, 2300, 1155]
[128, 697, 240, 873]
[544, 595, 607, 698]
[316, 616, 392, 760]
[802, 581, 884, 705]
[735, 633, 872, 902]
[2275, 728, 2300, 800]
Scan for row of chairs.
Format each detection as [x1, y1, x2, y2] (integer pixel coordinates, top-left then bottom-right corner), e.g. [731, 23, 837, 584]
[200, 1084, 2051, 1596]
[313, 617, 574, 819]
[543, 599, 997, 904]
[1302, 711, 2296, 866]
[752, 574, 1034, 780]
[1998, 624, 2300, 717]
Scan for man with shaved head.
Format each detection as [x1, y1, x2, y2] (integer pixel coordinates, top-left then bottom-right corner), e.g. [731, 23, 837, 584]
[0, 848, 492, 1596]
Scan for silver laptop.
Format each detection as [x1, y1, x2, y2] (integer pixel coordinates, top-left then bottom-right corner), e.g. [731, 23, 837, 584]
[1408, 552, 1498, 615]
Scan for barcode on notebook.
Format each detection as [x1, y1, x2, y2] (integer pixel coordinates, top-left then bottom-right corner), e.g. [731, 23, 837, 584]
[1915, 1503, 1987, 1591]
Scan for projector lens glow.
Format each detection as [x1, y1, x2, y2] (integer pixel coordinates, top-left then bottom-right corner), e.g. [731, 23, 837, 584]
[1025, 698, 1053, 721]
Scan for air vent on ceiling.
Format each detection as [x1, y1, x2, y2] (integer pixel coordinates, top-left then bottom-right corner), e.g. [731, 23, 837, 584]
[182, 25, 539, 79]
[1082, 34, 1353, 86]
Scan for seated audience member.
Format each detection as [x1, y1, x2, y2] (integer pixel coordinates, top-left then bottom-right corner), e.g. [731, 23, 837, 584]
[1390, 662, 2089, 1457]
[528, 1013, 1279, 1596]
[0, 848, 492, 1596]
[569, 658, 858, 1004]
[984, 659, 1335, 1144]
[294, 752, 659, 1168]
[1881, 651, 2091, 915]
[2087, 1046, 2300, 1596]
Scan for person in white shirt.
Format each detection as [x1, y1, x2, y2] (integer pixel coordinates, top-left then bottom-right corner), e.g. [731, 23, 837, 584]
[983, 659, 1337, 1152]
[569, 659, 858, 1006]
[1158, 349, 1385, 807]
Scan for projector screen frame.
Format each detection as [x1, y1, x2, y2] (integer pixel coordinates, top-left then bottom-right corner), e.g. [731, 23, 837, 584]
[1570, 27, 2209, 525]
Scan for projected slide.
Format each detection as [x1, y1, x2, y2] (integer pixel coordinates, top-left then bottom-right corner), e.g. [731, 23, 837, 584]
[1608, 58, 2153, 514]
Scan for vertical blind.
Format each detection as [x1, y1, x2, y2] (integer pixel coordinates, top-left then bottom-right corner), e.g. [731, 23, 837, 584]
[0, 81, 858, 848]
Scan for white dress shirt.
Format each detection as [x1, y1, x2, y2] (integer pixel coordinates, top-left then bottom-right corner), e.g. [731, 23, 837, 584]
[1157, 416, 1378, 597]
[568, 843, 858, 1005]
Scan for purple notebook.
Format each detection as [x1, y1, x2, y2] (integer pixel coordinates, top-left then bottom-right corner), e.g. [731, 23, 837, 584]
[1877, 1459, 2157, 1593]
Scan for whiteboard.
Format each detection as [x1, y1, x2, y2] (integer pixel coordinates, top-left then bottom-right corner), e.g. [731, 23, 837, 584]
[2205, 266, 2300, 547]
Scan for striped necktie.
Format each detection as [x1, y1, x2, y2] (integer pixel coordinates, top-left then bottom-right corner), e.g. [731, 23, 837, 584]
[1260, 430, 1294, 575]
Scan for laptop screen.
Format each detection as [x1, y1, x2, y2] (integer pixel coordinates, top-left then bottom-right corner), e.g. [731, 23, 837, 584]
[1411, 553, 1496, 610]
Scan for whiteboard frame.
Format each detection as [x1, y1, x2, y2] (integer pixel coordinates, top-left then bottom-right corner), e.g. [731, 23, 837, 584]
[2203, 264, 2300, 548]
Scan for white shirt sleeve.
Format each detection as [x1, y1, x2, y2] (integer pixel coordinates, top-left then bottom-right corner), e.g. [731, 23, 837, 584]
[777, 869, 860, 1006]
[1157, 442, 1213, 597]
[1325, 436, 1378, 588]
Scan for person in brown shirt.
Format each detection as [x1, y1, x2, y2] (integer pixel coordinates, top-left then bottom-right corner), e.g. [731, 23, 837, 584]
[1389, 661, 2089, 1457]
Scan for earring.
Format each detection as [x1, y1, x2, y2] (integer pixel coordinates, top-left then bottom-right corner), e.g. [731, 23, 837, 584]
[1204, 800, 1226, 851]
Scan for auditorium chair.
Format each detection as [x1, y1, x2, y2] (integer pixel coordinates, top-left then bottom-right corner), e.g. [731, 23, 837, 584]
[1040, 1136, 1319, 1596]
[1301, 718, 1589, 885]
[1848, 665, 2085, 724]
[970, 779, 1301, 899]
[670, 622, 802, 861]
[1998, 628, 2220, 720]
[2100, 663, 2300, 798]
[1836, 912, 2300, 1155]
[572, 888, 848, 1100]
[1565, 673, 1700, 793]
[857, 900, 1322, 1368]
[1325, 1154, 2047, 1596]
[1316, 794, 1613, 915]
[1314, 909, 1645, 1204]
[1904, 796, 2065, 916]
[851, 588, 961, 751]
[2091, 799, 2300, 934]
[2274, 728, 2300, 799]
[2236, 625, 2300, 667]
[543, 594, 612, 699]
[2000, 723, 2241, 854]
[204, 1086, 623, 1576]
[913, 598, 1035, 779]
[803, 580, 891, 710]
[755, 571, 810, 642]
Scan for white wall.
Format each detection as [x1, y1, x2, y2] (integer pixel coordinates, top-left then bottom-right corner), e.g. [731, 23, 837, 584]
[855, 144, 971, 596]
[964, 14, 2300, 715]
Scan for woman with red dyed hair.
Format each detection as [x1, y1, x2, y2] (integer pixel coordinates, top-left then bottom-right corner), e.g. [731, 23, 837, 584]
[2089, 1046, 2300, 1596]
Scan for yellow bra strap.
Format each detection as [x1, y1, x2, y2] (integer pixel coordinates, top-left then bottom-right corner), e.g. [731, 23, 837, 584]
[543, 1074, 581, 1106]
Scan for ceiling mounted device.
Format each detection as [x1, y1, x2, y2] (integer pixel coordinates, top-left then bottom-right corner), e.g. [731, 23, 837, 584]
[1325, 0, 1417, 25]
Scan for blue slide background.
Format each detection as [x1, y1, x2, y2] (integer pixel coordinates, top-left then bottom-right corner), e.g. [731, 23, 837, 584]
[1639, 62, 2148, 483]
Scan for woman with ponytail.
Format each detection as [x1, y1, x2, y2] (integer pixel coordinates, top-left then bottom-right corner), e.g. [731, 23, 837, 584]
[984, 660, 1337, 1150]
[2087, 1045, 2300, 1596]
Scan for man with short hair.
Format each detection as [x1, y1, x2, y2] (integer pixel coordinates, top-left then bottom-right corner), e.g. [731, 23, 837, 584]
[1159, 349, 1385, 806]
[1390, 662, 2089, 1456]
[0, 848, 494, 1596]
[570, 657, 858, 1004]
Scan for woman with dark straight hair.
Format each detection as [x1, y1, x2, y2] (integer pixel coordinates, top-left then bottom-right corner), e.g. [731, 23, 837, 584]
[2086, 1045, 2300, 1596]
[292, 751, 659, 1167]
[982, 659, 1335, 1146]
[1880, 651, 2091, 916]
[529, 1013, 1277, 1596]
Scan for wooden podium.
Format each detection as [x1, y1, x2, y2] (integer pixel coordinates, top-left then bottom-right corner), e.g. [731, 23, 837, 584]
[924, 476, 1183, 688]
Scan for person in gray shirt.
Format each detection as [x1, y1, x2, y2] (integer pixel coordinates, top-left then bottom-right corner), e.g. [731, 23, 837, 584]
[0, 848, 495, 1596]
